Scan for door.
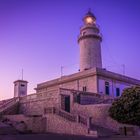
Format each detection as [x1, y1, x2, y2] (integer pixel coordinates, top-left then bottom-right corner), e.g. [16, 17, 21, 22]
[65, 96, 70, 112]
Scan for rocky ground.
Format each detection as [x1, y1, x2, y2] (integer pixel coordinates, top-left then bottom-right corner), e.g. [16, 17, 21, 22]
[0, 133, 140, 140]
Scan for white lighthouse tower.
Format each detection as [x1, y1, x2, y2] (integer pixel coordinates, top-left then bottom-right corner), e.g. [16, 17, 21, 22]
[78, 10, 102, 71]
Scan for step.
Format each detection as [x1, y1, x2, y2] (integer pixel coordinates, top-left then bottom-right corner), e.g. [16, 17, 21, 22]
[87, 130, 98, 137]
[0, 122, 18, 134]
[90, 124, 118, 137]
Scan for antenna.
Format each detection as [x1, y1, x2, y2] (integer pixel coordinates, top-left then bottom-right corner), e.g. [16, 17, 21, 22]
[88, 8, 91, 12]
[122, 64, 125, 75]
[22, 68, 23, 80]
[61, 66, 63, 77]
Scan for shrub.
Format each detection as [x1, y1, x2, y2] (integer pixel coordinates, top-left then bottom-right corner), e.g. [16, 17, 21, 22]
[109, 86, 140, 126]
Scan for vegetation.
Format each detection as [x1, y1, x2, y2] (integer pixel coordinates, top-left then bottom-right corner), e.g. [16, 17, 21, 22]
[109, 86, 140, 126]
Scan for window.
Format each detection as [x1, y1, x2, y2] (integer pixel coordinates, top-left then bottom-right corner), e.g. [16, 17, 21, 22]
[83, 86, 87, 92]
[105, 82, 110, 95]
[82, 31, 86, 36]
[21, 84, 25, 87]
[116, 88, 120, 97]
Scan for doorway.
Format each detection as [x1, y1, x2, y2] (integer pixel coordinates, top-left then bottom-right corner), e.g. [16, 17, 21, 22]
[65, 96, 70, 112]
[61, 95, 70, 112]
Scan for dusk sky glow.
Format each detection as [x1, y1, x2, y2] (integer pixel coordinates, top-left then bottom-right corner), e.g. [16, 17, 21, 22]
[0, 0, 140, 99]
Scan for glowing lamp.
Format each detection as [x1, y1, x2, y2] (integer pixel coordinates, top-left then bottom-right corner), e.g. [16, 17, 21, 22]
[85, 16, 95, 25]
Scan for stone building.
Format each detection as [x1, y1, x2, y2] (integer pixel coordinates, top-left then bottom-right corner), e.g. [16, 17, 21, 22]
[14, 80, 28, 97]
[0, 10, 140, 137]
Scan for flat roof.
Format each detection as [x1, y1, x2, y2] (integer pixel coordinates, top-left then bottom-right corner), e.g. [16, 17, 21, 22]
[36, 68, 140, 90]
[14, 80, 28, 83]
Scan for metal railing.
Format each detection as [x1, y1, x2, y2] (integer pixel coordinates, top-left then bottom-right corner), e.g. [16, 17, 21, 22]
[44, 107, 55, 114]
[0, 97, 19, 113]
[20, 89, 59, 103]
[0, 98, 14, 107]
[44, 107, 77, 122]
[55, 109, 77, 122]
[44, 107, 91, 128]
[78, 115, 88, 126]
[60, 88, 114, 105]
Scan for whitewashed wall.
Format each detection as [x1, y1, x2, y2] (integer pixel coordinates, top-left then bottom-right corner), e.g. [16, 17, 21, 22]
[98, 78, 132, 97]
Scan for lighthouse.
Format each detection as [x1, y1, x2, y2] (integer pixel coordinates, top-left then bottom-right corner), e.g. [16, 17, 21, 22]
[78, 10, 102, 71]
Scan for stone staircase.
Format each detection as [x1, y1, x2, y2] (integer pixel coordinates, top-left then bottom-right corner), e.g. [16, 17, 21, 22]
[90, 123, 119, 137]
[0, 97, 19, 118]
[0, 122, 18, 135]
[44, 107, 97, 137]
[44, 107, 120, 137]
[45, 107, 89, 126]
[0, 98, 20, 134]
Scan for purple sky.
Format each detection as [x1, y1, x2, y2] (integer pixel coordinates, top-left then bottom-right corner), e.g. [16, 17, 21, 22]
[0, 0, 140, 99]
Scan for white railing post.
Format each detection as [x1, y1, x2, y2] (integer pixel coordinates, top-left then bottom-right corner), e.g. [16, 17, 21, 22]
[76, 115, 80, 123]
[87, 117, 92, 129]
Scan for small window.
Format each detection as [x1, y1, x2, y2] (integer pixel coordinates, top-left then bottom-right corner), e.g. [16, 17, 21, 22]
[21, 84, 25, 87]
[82, 31, 86, 36]
[105, 82, 110, 95]
[83, 86, 87, 92]
[116, 88, 120, 97]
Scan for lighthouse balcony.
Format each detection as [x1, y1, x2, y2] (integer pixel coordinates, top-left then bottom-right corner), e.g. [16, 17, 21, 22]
[78, 33, 102, 42]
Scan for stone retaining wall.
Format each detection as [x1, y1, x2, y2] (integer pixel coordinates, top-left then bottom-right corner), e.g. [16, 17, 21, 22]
[72, 103, 139, 133]
[4, 114, 46, 133]
[45, 114, 93, 136]
[19, 89, 60, 115]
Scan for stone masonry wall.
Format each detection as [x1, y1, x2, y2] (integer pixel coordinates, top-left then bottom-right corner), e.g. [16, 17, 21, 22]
[19, 89, 60, 115]
[60, 76, 98, 93]
[72, 103, 139, 132]
[37, 75, 98, 95]
[4, 114, 46, 133]
[45, 114, 89, 136]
